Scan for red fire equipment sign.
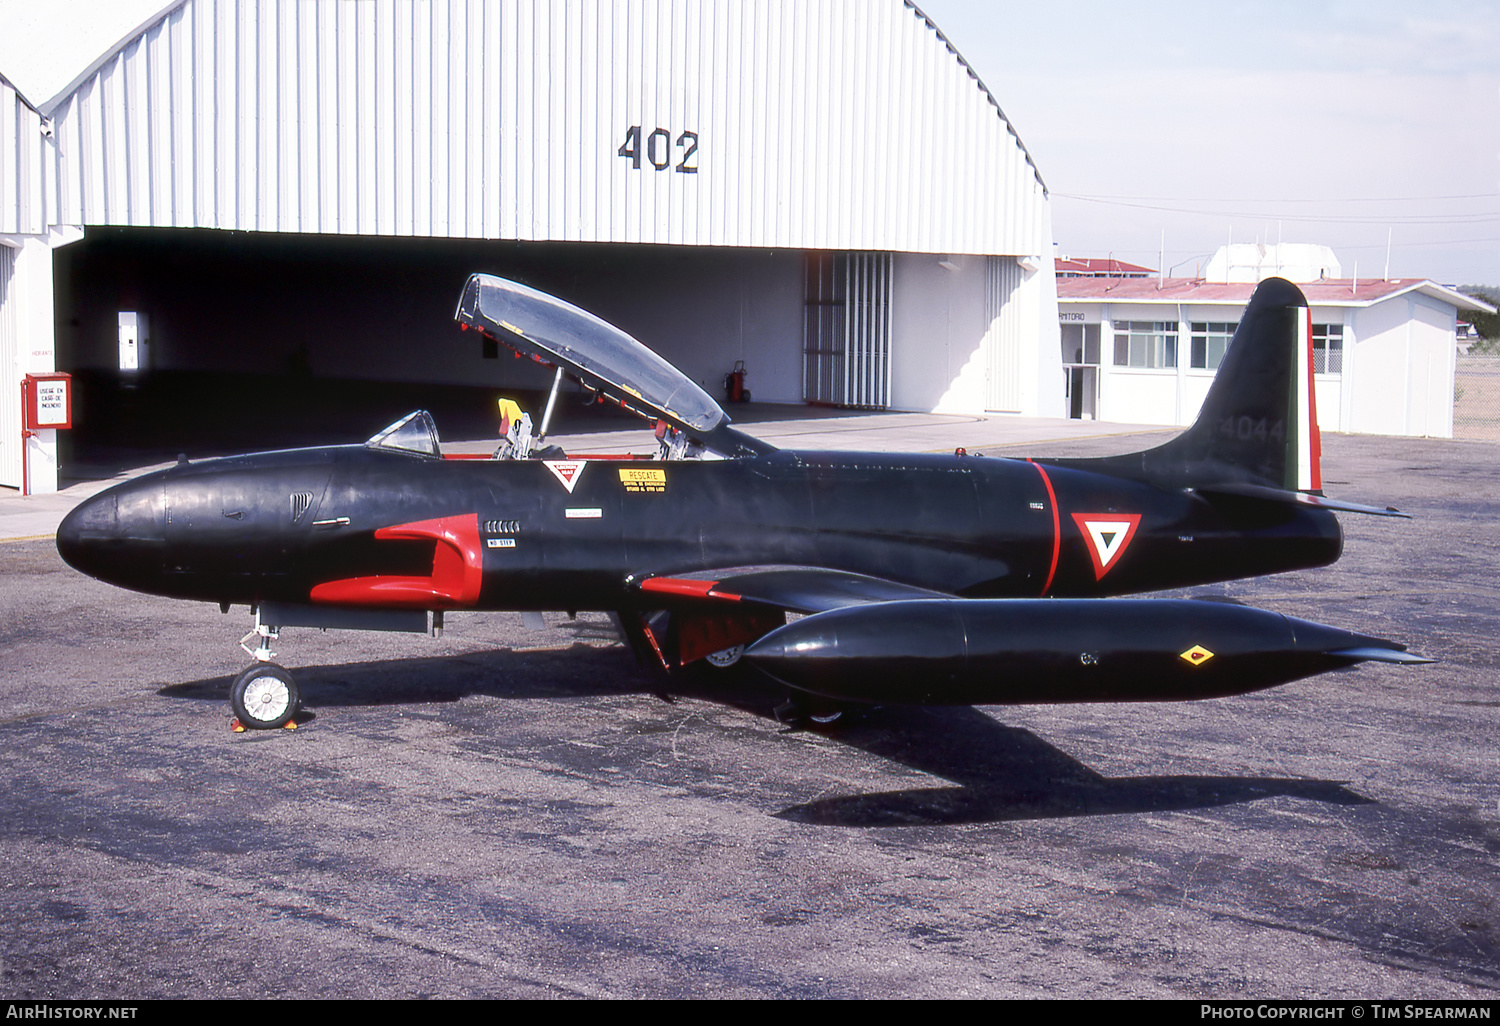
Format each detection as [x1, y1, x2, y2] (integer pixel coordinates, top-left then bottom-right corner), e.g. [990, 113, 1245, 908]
[23, 373, 72, 431]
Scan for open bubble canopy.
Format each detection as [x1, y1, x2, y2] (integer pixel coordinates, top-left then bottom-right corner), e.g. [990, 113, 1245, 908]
[454, 273, 727, 436]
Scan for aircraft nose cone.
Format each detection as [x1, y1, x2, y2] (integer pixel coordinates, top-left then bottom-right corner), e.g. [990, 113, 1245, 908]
[56, 492, 114, 571]
[56, 477, 167, 587]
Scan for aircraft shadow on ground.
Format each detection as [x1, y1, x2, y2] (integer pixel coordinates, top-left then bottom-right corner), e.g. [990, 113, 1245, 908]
[768, 704, 1370, 827]
[159, 624, 1370, 828]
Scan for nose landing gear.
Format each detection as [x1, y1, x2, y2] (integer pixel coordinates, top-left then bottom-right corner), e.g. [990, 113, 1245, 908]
[230, 663, 300, 731]
[231, 617, 300, 731]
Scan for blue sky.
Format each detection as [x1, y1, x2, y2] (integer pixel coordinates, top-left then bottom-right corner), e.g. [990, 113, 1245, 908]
[4, 0, 1495, 285]
[916, 0, 1500, 284]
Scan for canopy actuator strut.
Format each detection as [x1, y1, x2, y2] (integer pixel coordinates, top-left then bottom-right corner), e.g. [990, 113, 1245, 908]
[538, 365, 565, 440]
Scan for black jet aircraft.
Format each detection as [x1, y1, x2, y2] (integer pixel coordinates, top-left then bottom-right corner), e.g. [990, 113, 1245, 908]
[57, 274, 1428, 730]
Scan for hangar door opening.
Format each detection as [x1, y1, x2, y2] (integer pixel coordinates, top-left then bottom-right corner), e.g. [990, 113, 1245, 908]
[984, 256, 1026, 413]
[803, 253, 892, 409]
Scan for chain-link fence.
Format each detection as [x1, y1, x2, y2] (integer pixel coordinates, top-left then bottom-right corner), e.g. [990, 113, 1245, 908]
[1455, 354, 1500, 441]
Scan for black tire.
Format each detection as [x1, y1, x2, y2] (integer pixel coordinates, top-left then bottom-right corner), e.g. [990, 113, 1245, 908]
[772, 692, 849, 729]
[230, 663, 300, 729]
[704, 644, 745, 668]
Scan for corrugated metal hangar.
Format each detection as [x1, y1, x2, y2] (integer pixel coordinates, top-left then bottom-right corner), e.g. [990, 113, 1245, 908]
[0, 0, 1063, 492]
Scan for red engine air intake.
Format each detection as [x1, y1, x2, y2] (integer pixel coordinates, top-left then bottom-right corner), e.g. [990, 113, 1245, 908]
[310, 514, 484, 609]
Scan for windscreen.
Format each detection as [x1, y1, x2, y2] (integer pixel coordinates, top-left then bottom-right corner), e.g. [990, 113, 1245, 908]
[365, 410, 441, 457]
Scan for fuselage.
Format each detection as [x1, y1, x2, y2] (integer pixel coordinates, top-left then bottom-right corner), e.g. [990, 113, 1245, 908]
[56, 444, 1343, 612]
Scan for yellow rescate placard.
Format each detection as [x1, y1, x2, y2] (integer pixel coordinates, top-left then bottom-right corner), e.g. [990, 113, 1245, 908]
[619, 468, 667, 493]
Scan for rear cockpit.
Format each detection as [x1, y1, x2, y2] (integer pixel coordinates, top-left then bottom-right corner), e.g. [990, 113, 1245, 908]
[363, 272, 782, 465]
[455, 273, 775, 461]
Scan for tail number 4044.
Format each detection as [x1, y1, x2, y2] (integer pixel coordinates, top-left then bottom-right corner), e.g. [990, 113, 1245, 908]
[618, 126, 698, 173]
[1218, 416, 1286, 443]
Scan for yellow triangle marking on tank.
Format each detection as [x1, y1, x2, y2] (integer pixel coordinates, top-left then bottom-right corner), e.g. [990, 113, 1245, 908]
[1179, 645, 1214, 665]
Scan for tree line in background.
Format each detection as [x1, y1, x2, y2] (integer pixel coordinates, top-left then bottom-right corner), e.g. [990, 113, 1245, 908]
[1460, 286, 1500, 354]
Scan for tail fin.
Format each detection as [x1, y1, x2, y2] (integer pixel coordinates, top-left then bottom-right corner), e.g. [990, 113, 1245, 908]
[1089, 277, 1322, 492]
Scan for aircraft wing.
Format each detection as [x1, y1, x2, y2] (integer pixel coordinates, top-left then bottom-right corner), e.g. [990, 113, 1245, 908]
[627, 566, 1427, 707]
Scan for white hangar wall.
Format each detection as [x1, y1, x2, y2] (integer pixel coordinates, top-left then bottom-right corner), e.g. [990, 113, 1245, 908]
[888, 252, 1059, 416]
[1, 75, 63, 491]
[3, 0, 1062, 489]
[45, 0, 1049, 256]
[890, 254, 989, 412]
[1, 74, 46, 237]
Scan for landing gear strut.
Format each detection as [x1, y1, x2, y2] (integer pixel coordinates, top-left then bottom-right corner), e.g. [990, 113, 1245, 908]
[232, 614, 300, 730]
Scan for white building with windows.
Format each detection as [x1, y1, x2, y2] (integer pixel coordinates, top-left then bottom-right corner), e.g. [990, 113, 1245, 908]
[0, 0, 1065, 493]
[1055, 275, 1492, 439]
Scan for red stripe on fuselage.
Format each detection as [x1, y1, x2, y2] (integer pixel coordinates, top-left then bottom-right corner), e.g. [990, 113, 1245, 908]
[1027, 459, 1061, 596]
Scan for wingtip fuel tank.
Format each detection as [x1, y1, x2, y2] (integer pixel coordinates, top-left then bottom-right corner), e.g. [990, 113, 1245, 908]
[745, 598, 1425, 706]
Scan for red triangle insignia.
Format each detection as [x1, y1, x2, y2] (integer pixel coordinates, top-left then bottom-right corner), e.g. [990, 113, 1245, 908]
[543, 460, 588, 493]
[1070, 512, 1142, 581]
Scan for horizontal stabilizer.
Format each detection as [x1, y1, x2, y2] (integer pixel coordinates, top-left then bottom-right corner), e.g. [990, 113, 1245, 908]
[1196, 482, 1411, 518]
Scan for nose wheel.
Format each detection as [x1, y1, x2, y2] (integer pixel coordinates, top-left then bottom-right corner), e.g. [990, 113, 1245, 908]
[232, 614, 300, 730]
[230, 663, 300, 730]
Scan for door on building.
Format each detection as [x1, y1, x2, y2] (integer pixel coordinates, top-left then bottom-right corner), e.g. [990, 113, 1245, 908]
[1060, 321, 1100, 420]
[803, 252, 891, 409]
[1065, 366, 1098, 420]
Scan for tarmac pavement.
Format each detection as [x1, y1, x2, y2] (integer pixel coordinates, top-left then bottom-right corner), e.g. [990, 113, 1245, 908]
[2, 411, 1496, 999]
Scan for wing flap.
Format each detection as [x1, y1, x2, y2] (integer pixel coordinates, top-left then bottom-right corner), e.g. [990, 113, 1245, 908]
[635, 566, 950, 615]
[627, 567, 951, 669]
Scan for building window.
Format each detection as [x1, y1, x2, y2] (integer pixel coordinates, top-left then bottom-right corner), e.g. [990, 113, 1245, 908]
[1313, 324, 1343, 374]
[1189, 322, 1237, 370]
[1061, 323, 1101, 365]
[1112, 321, 1178, 369]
